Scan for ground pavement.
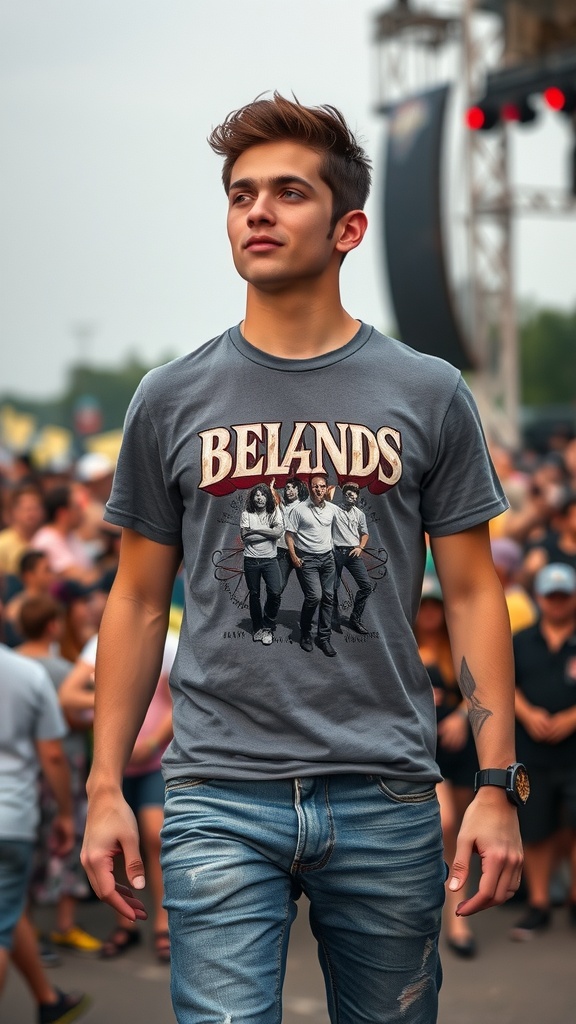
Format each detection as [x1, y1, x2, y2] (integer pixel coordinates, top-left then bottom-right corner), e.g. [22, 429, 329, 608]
[3, 896, 575, 1023]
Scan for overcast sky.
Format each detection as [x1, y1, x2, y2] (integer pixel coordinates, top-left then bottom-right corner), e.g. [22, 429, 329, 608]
[1, 0, 575, 398]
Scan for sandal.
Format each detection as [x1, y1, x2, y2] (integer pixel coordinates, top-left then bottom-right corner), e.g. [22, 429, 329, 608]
[153, 929, 171, 964]
[100, 926, 141, 959]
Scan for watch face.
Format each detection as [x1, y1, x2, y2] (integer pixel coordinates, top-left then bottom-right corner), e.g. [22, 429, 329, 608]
[514, 765, 530, 805]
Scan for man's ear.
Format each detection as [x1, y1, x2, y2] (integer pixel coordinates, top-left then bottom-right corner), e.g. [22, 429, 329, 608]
[334, 210, 368, 257]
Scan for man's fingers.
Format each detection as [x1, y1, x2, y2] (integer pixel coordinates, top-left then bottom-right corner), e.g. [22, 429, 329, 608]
[448, 840, 472, 894]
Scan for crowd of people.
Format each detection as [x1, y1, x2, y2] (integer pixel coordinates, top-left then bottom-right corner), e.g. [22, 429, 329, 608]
[1, 422, 576, 1019]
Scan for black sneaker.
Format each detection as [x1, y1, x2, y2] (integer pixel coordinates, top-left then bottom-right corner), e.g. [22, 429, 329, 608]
[300, 634, 313, 652]
[510, 906, 551, 942]
[38, 989, 91, 1024]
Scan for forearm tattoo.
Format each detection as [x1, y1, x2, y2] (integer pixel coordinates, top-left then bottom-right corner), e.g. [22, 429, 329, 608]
[459, 657, 493, 738]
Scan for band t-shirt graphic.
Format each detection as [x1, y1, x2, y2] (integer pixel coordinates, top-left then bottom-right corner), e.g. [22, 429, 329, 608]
[105, 322, 507, 783]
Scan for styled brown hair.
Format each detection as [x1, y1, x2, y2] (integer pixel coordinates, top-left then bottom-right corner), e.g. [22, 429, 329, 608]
[208, 92, 372, 233]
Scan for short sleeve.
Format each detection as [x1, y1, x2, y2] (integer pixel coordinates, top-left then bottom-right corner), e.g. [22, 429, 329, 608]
[104, 380, 184, 545]
[239, 511, 249, 529]
[420, 377, 508, 537]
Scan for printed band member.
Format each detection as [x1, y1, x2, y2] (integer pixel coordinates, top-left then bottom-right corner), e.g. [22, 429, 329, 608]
[240, 483, 284, 644]
[272, 476, 309, 593]
[285, 474, 338, 657]
[331, 481, 372, 635]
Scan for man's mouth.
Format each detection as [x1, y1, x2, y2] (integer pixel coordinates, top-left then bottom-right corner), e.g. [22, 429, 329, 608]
[244, 236, 283, 251]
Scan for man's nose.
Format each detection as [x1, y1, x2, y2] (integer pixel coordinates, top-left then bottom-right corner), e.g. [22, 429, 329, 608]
[247, 192, 275, 225]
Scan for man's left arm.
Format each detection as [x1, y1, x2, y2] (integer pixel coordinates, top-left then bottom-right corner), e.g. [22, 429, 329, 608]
[431, 522, 523, 917]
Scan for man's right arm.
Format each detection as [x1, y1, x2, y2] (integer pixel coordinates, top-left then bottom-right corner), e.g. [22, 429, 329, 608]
[81, 527, 181, 920]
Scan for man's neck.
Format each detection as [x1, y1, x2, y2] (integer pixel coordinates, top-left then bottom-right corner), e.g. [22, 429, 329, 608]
[540, 617, 576, 652]
[242, 284, 359, 360]
[17, 639, 53, 658]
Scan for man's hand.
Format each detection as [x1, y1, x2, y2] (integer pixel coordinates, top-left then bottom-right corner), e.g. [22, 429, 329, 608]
[81, 789, 148, 922]
[522, 705, 553, 742]
[448, 789, 523, 916]
[349, 546, 363, 558]
[50, 814, 75, 857]
[546, 708, 576, 744]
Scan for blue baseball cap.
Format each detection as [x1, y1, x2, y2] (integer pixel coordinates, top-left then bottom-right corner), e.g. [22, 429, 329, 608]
[534, 563, 576, 597]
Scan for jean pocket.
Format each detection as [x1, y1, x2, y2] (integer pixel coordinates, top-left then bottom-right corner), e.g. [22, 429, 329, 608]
[376, 777, 437, 804]
[165, 777, 209, 792]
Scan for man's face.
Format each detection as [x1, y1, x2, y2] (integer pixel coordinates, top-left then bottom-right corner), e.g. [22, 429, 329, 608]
[13, 493, 44, 535]
[253, 488, 267, 510]
[284, 482, 298, 503]
[537, 591, 576, 626]
[343, 488, 358, 507]
[226, 141, 339, 292]
[310, 477, 327, 506]
[25, 556, 54, 594]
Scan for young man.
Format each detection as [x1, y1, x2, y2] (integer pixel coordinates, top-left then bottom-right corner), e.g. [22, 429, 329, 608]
[81, 94, 523, 1024]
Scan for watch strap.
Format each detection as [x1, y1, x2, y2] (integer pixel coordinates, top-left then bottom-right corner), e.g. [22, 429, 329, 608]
[474, 768, 508, 791]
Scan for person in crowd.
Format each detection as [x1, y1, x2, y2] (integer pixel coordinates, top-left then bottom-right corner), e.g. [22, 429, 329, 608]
[31, 485, 98, 585]
[511, 562, 576, 941]
[0, 483, 45, 576]
[3, 549, 55, 646]
[331, 481, 372, 635]
[16, 594, 101, 957]
[50, 579, 98, 663]
[240, 483, 284, 644]
[74, 453, 116, 565]
[521, 491, 576, 585]
[415, 573, 478, 958]
[490, 538, 537, 635]
[0, 590, 90, 1023]
[81, 94, 522, 1024]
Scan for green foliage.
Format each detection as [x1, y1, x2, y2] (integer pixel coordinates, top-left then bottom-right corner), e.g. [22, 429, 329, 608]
[0, 355, 174, 434]
[519, 304, 576, 407]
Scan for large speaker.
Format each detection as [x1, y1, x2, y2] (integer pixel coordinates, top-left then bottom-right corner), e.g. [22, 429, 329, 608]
[383, 84, 476, 370]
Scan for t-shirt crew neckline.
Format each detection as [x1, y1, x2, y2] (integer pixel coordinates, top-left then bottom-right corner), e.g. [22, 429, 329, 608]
[228, 321, 374, 372]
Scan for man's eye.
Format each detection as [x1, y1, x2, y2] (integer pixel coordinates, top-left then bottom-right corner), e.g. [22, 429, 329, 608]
[231, 193, 249, 205]
[282, 189, 302, 200]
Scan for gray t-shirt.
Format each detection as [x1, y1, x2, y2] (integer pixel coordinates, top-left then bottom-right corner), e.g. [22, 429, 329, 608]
[105, 323, 508, 783]
[0, 645, 67, 840]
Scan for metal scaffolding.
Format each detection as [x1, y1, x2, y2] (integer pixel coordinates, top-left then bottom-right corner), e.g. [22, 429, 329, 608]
[373, 0, 576, 448]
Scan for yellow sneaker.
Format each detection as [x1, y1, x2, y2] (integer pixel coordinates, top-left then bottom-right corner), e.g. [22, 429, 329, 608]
[50, 926, 103, 955]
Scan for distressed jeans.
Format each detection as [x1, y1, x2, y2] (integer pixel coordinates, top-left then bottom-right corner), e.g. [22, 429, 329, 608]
[161, 774, 445, 1024]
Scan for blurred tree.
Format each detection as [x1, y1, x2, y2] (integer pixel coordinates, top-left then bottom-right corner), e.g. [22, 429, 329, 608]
[519, 304, 576, 406]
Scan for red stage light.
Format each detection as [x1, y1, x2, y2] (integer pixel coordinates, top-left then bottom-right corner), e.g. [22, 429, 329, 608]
[465, 106, 485, 130]
[544, 86, 566, 111]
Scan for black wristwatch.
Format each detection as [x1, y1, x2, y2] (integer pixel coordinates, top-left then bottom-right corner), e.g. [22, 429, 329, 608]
[474, 763, 530, 807]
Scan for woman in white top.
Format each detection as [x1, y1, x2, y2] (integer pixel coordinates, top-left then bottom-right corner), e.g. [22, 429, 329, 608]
[240, 484, 284, 645]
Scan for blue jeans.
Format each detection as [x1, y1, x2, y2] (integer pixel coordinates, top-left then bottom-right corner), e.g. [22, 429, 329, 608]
[161, 774, 445, 1023]
[295, 549, 335, 641]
